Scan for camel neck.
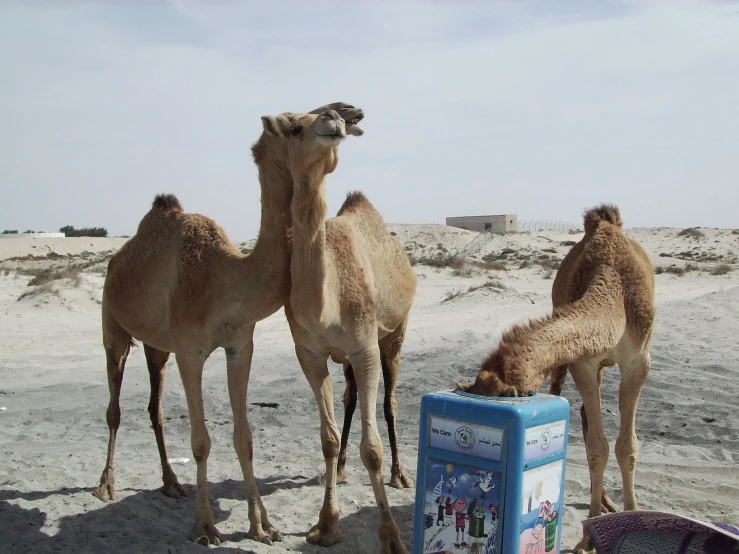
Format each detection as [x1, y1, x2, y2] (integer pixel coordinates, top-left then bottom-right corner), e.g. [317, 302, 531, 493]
[289, 166, 329, 318]
[247, 156, 292, 279]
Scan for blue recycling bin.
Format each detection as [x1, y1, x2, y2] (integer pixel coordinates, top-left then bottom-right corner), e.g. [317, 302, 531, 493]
[413, 390, 570, 554]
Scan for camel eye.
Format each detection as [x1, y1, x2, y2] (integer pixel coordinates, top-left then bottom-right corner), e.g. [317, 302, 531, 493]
[290, 125, 303, 137]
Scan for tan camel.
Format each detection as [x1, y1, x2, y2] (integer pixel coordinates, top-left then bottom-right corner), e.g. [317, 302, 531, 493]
[260, 108, 416, 553]
[93, 102, 364, 546]
[457, 205, 654, 554]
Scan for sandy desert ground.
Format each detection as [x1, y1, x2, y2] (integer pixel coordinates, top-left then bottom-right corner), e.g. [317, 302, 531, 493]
[1, 225, 738, 553]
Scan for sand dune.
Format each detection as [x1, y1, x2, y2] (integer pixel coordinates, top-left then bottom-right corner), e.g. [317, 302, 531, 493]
[1, 226, 738, 553]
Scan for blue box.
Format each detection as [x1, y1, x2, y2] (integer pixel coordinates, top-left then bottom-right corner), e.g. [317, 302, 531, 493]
[413, 390, 570, 554]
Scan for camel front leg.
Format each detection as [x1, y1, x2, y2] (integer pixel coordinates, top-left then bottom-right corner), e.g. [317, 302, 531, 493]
[337, 363, 358, 482]
[225, 333, 282, 545]
[379, 321, 414, 490]
[616, 351, 650, 512]
[95, 312, 131, 501]
[295, 345, 342, 547]
[351, 345, 408, 554]
[176, 351, 221, 546]
[569, 360, 609, 554]
[143, 344, 186, 499]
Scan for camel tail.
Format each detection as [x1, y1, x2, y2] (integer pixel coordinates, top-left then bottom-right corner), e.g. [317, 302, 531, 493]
[152, 194, 183, 212]
[583, 204, 622, 235]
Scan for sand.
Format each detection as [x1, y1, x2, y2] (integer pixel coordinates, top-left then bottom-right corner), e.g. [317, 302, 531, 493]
[1, 225, 738, 553]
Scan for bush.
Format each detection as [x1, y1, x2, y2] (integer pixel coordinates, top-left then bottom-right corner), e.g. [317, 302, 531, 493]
[542, 247, 557, 254]
[59, 225, 108, 238]
[732, 229, 739, 236]
[678, 227, 704, 240]
[414, 253, 464, 269]
[560, 240, 577, 247]
[711, 264, 732, 275]
[26, 267, 81, 287]
[481, 260, 507, 271]
[2, 230, 18, 234]
[452, 263, 474, 278]
[442, 289, 463, 302]
[656, 265, 685, 276]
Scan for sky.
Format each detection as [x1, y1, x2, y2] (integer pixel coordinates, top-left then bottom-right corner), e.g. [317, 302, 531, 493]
[1, 1, 738, 238]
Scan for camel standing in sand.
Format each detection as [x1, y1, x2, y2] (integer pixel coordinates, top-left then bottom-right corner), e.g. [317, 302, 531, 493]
[260, 109, 416, 553]
[94, 103, 364, 546]
[458, 205, 654, 554]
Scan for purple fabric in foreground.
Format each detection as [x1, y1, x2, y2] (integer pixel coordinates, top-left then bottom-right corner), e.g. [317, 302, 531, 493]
[582, 511, 739, 554]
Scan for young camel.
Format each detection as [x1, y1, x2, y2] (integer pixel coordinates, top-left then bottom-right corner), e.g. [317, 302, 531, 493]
[457, 205, 654, 554]
[260, 109, 416, 553]
[94, 103, 364, 546]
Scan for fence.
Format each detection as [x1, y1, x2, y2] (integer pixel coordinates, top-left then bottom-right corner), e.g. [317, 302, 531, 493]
[516, 221, 581, 232]
[454, 221, 581, 257]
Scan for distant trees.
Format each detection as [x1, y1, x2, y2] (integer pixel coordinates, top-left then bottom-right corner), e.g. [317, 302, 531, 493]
[59, 225, 108, 237]
[2, 230, 18, 234]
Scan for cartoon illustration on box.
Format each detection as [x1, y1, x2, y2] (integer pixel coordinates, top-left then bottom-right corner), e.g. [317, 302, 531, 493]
[422, 458, 501, 553]
[518, 460, 563, 554]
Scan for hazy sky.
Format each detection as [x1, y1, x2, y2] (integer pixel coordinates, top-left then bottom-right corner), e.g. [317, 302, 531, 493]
[2, 1, 738, 238]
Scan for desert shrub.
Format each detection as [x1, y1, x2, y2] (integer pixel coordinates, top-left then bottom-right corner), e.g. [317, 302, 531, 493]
[467, 279, 507, 294]
[240, 247, 252, 255]
[2, 230, 18, 234]
[678, 227, 704, 240]
[452, 262, 474, 278]
[59, 225, 108, 238]
[18, 282, 56, 301]
[480, 260, 507, 271]
[543, 271, 553, 279]
[732, 229, 739, 235]
[442, 289, 463, 302]
[659, 253, 671, 257]
[542, 247, 557, 254]
[656, 265, 685, 276]
[519, 260, 531, 269]
[684, 263, 699, 272]
[711, 264, 732, 275]
[560, 240, 577, 247]
[415, 253, 463, 269]
[25, 267, 81, 287]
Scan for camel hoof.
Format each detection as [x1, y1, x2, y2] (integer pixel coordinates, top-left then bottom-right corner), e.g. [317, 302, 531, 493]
[93, 482, 117, 501]
[161, 480, 188, 498]
[336, 465, 347, 482]
[247, 523, 282, 546]
[389, 466, 415, 489]
[306, 520, 341, 547]
[189, 522, 222, 546]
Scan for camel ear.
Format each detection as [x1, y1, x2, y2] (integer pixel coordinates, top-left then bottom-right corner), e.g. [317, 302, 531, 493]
[261, 115, 292, 138]
[455, 382, 472, 392]
[503, 386, 518, 397]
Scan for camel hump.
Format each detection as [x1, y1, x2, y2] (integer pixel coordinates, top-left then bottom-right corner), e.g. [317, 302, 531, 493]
[583, 204, 622, 235]
[337, 191, 372, 215]
[152, 194, 183, 212]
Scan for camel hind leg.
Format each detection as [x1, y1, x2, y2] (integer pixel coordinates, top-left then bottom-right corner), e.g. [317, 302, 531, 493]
[379, 318, 414, 489]
[95, 308, 133, 501]
[337, 363, 358, 482]
[143, 344, 187, 498]
[615, 351, 650, 512]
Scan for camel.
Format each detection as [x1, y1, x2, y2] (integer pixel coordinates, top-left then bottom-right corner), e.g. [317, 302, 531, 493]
[457, 205, 655, 554]
[93, 102, 364, 546]
[260, 108, 416, 553]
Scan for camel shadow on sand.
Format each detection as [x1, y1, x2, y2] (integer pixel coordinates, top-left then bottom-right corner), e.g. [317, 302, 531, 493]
[0, 473, 335, 554]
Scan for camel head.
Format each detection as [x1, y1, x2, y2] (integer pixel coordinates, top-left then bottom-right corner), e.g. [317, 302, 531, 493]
[455, 345, 526, 398]
[261, 104, 364, 176]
